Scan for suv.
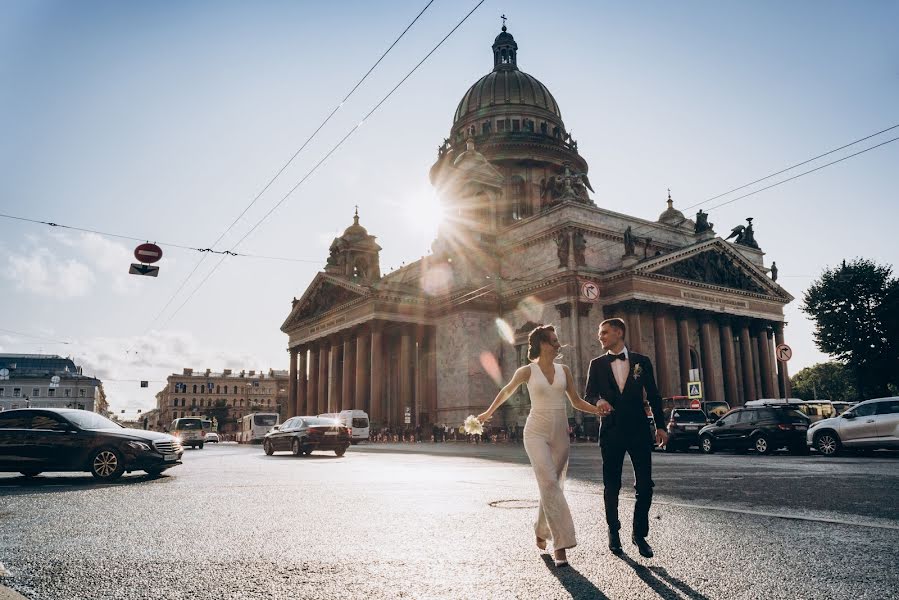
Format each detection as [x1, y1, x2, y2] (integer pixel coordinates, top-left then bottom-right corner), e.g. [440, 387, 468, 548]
[665, 409, 708, 452]
[170, 417, 205, 449]
[807, 396, 899, 456]
[699, 406, 810, 455]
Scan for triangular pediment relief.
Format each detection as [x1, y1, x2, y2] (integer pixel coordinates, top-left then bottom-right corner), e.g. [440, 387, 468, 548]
[635, 240, 792, 300]
[281, 274, 368, 331]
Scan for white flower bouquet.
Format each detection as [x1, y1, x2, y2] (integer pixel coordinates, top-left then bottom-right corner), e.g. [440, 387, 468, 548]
[463, 415, 484, 435]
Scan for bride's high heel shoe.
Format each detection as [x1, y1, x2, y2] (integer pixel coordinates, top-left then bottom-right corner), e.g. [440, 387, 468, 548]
[536, 536, 547, 551]
[553, 549, 568, 568]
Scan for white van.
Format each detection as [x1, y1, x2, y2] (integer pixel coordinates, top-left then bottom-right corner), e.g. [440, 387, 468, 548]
[318, 410, 369, 444]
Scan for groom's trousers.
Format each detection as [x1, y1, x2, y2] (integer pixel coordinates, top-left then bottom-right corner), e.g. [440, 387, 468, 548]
[600, 432, 654, 537]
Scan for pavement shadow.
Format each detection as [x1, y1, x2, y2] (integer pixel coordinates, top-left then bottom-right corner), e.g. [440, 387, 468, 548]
[619, 555, 710, 600]
[540, 554, 612, 600]
[0, 471, 171, 495]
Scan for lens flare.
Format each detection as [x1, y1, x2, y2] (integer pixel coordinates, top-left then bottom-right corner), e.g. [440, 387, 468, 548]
[494, 318, 515, 345]
[420, 263, 453, 296]
[517, 296, 544, 323]
[479, 351, 503, 387]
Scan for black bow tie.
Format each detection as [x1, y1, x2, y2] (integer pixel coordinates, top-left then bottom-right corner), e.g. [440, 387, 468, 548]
[611, 352, 627, 361]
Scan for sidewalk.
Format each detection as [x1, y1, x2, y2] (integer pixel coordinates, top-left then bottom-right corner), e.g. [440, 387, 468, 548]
[0, 585, 27, 600]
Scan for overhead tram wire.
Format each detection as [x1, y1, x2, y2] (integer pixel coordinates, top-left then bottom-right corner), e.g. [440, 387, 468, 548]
[456, 129, 899, 305]
[0, 328, 71, 345]
[156, 0, 488, 331]
[123, 1, 439, 346]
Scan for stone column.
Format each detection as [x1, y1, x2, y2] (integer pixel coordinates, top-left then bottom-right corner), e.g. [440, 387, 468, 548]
[676, 312, 691, 395]
[399, 327, 413, 428]
[699, 317, 719, 402]
[297, 347, 307, 415]
[318, 343, 328, 414]
[288, 347, 298, 415]
[739, 323, 757, 403]
[355, 328, 370, 412]
[756, 325, 774, 398]
[751, 330, 763, 400]
[766, 327, 780, 399]
[307, 343, 319, 415]
[342, 334, 355, 411]
[718, 319, 738, 407]
[652, 309, 672, 398]
[414, 329, 425, 427]
[370, 323, 384, 425]
[427, 330, 438, 425]
[774, 322, 792, 397]
[328, 337, 342, 413]
[626, 303, 643, 353]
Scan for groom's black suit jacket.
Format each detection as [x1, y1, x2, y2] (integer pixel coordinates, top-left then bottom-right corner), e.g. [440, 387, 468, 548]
[584, 351, 665, 447]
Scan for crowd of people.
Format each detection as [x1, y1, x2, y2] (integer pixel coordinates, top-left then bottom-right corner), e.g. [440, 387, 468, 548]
[365, 422, 594, 444]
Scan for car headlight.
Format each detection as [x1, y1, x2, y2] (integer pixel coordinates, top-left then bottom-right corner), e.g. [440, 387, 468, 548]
[126, 441, 151, 452]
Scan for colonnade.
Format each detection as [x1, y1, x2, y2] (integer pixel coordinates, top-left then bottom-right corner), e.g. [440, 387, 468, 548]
[287, 322, 437, 428]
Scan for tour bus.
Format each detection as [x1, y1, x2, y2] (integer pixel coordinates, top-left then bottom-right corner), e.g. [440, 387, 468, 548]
[317, 410, 370, 444]
[238, 412, 280, 444]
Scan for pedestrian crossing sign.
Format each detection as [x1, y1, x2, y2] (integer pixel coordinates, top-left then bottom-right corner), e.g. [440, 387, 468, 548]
[688, 381, 703, 399]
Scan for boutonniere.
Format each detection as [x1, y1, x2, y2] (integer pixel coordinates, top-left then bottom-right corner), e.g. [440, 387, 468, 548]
[632, 364, 644, 380]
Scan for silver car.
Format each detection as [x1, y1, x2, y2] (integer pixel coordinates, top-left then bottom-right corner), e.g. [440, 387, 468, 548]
[807, 396, 899, 456]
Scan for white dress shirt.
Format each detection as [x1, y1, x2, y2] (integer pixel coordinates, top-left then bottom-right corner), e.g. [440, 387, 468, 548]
[607, 346, 630, 392]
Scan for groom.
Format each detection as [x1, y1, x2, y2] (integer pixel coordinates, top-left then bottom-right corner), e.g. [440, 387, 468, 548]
[585, 318, 667, 558]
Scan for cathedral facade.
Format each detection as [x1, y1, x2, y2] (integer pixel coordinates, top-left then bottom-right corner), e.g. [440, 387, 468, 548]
[280, 26, 793, 430]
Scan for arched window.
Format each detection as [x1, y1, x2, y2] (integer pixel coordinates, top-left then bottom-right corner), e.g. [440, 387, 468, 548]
[482, 121, 491, 135]
[540, 122, 548, 135]
[510, 176, 525, 222]
[689, 348, 700, 370]
[192, 384, 197, 394]
[216, 385, 220, 394]
[233, 385, 238, 394]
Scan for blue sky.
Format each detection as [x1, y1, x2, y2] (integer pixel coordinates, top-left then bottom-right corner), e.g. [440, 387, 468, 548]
[1, 1, 897, 415]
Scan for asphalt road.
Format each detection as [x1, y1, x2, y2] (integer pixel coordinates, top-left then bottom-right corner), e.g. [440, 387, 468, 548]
[1, 441, 897, 600]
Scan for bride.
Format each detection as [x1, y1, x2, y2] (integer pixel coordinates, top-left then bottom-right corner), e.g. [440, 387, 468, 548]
[477, 324, 609, 567]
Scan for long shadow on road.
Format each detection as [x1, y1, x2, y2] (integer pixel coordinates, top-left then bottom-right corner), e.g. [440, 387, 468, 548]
[540, 554, 611, 600]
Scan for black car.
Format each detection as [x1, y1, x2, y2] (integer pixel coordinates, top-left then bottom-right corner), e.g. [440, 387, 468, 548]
[0, 408, 184, 480]
[263, 416, 351, 457]
[665, 409, 708, 451]
[699, 406, 810, 455]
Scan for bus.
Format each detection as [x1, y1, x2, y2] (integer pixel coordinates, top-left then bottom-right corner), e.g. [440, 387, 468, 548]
[238, 412, 280, 444]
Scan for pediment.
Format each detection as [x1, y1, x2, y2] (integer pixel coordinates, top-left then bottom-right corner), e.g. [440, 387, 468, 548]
[281, 274, 368, 331]
[636, 240, 792, 300]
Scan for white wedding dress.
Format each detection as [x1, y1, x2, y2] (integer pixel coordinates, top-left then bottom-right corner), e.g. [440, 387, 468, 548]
[523, 362, 577, 550]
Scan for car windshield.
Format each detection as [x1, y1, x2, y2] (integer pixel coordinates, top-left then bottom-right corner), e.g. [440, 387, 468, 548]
[254, 414, 278, 426]
[175, 419, 203, 430]
[672, 410, 706, 423]
[774, 409, 809, 423]
[303, 418, 339, 427]
[65, 411, 123, 430]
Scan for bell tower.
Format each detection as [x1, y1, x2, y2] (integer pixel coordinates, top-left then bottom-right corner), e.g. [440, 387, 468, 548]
[325, 208, 382, 283]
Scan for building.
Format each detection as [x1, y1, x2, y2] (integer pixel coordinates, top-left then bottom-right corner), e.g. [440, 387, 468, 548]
[280, 25, 793, 430]
[154, 368, 290, 434]
[0, 354, 107, 413]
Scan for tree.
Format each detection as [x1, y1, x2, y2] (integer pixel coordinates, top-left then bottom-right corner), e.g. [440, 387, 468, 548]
[790, 362, 858, 401]
[802, 258, 899, 399]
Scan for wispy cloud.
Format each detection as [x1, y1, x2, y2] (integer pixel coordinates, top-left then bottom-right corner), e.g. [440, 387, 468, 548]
[54, 232, 142, 295]
[4, 247, 95, 297]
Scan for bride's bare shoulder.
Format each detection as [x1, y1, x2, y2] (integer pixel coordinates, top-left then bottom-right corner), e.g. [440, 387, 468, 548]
[514, 364, 532, 382]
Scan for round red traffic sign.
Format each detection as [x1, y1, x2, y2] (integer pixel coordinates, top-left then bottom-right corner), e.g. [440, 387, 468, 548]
[690, 399, 701, 409]
[134, 243, 163, 264]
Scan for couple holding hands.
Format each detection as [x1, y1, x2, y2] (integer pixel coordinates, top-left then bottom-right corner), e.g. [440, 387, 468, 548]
[477, 318, 667, 567]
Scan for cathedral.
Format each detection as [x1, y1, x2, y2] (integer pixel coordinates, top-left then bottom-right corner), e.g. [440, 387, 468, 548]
[280, 25, 793, 430]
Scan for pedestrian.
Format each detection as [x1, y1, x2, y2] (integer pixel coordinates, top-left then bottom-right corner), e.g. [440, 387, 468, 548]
[477, 324, 602, 567]
[584, 318, 667, 559]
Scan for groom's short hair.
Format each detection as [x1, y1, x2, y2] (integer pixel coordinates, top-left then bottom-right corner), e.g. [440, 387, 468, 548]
[600, 318, 627, 336]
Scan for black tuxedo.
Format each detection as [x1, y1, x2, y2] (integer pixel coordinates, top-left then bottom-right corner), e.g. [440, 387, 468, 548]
[584, 350, 664, 537]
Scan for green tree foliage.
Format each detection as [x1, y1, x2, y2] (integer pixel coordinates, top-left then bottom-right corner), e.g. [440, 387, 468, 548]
[802, 259, 899, 398]
[790, 362, 858, 401]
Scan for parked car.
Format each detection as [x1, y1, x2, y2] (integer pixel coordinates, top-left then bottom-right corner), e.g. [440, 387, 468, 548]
[0, 408, 183, 480]
[262, 416, 351, 457]
[665, 409, 708, 452]
[699, 406, 810, 455]
[204, 432, 220, 444]
[807, 396, 899, 456]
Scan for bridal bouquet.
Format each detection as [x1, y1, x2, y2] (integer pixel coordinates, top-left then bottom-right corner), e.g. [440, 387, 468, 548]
[463, 415, 484, 435]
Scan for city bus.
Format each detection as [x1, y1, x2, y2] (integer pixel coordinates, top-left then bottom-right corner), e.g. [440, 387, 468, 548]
[237, 412, 280, 444]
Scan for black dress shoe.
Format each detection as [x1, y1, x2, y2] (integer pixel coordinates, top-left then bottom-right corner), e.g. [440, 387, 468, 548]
[608, 531, 623, 554]
[632, 535, 654, 558]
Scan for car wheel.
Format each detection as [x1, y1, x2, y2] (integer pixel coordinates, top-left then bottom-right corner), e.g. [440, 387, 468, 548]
[292, 439, 302, 457]
[753, 435, 773, 455]
[700, 435, 714, 454]
[20, 471, 41, 478]
[263, 440, 274, 456]
[335, 446, 347, 457]
[90, 448, 125, 480]
[814, 432, 840, 456]
[199, 442, 204, 449]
